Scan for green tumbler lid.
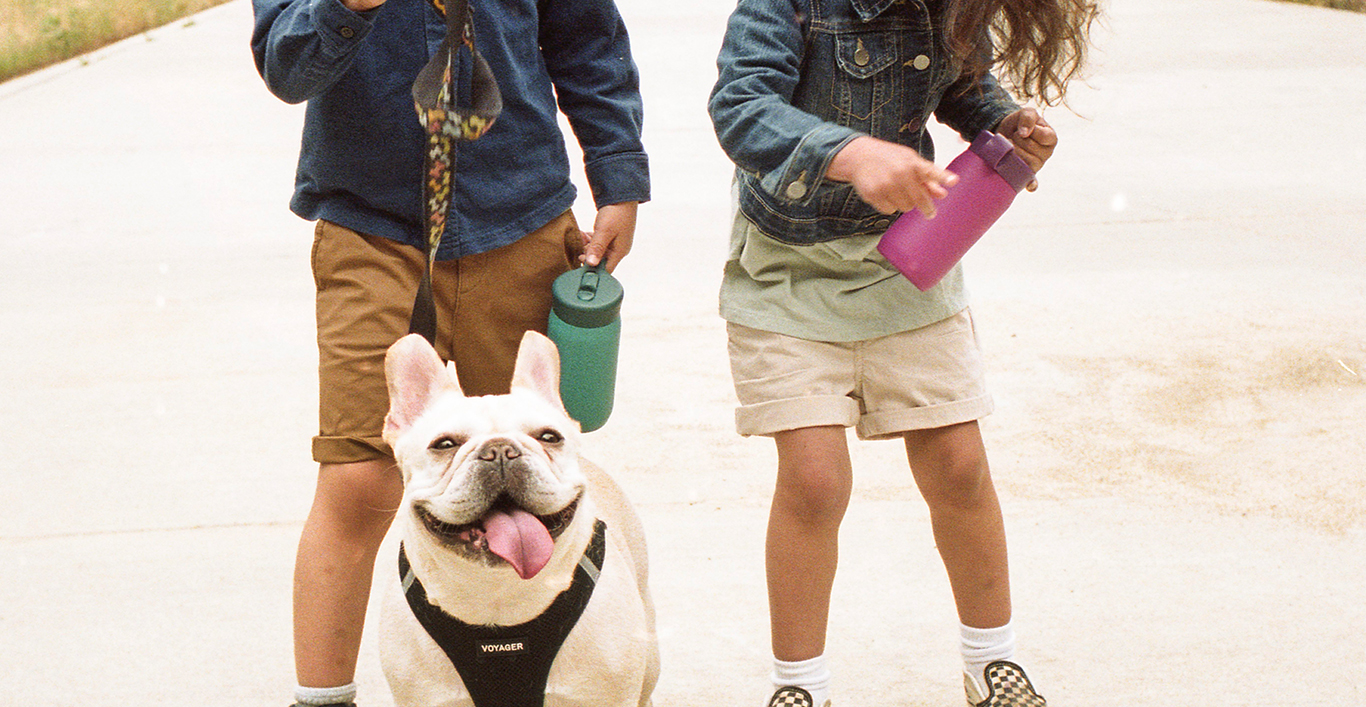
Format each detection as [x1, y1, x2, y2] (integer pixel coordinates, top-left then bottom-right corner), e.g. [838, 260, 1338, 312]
[551, 263, 624, 328]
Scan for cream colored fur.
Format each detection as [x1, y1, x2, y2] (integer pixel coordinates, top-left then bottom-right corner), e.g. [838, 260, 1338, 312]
[378, 332, 658, 707]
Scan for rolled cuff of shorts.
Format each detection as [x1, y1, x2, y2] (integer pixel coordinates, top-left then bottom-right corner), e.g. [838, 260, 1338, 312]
[856, 393, 995, 440]
[734, 394, 861, 437]
[312, 434, 391, 464]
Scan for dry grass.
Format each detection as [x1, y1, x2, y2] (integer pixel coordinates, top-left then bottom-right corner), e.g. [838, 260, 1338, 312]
[2, 0, 1361, 84]
[0, 0, 232, 83]
[1281, 0, 1366, 9]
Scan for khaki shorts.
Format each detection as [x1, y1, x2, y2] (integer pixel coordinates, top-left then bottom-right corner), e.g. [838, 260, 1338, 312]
[312, 214, 580, 463]
[726, 309, 994, 439]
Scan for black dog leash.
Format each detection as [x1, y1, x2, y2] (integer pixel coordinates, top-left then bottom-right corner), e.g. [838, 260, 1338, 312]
[398, 520, 607, 707]
[409, 0, 503, 343]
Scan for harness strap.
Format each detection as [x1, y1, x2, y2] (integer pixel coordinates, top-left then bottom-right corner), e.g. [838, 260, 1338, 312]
[409, 0, 502, 342]
[399, 520, 607, 707]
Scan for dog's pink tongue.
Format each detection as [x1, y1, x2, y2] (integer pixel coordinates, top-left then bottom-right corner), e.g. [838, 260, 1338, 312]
[482, 508, 554, 579]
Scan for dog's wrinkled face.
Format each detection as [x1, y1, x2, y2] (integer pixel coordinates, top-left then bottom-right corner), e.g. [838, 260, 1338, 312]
[382, 332, 586, 580]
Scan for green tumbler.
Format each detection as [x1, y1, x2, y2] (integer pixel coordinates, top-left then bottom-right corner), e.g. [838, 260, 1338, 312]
[547, 263, 623, 432]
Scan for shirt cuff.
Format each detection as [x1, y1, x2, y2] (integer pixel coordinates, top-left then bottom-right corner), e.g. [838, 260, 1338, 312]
[316, 0, 375, 54]
[585, 152, 651, 207]
[759, 122, 860, 207]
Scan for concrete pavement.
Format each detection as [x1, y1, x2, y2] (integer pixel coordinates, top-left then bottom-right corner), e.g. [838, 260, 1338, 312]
[1, 0, 1363, 704]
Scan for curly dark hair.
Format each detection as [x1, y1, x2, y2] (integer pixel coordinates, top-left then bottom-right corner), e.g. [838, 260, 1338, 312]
[945, 0, 1101, 105]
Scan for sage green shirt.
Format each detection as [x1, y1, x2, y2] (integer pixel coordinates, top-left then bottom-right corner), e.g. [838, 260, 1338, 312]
[719, 210, 968, 342]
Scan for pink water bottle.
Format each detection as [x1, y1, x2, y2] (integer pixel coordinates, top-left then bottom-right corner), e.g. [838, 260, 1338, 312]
[876, 130, 1035, 291]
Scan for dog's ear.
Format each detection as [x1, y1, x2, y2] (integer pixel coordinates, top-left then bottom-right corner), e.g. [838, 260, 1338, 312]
[510, 331, 566, 412]
[384, 334, 460, 438]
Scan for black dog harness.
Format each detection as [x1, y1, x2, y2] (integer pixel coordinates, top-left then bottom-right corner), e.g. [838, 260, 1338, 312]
[398, 520, 607, 707]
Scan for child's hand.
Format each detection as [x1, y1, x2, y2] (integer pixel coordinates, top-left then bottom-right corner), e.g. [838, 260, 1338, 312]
[995, 109, 1056, 191]
[580, 201, 637, 272]
[825, 136, 958, 218]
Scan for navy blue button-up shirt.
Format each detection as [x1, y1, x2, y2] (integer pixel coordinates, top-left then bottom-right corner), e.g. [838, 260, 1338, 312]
[252, 0, 649, 259]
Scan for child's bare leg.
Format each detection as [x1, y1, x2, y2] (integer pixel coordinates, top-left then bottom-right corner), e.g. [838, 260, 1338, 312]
[768, 425, 854, 661]
[903, 421, 1011, 629]
[294, 459, 403, 690]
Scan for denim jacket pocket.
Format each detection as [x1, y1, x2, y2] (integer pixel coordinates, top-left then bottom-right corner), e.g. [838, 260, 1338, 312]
[831, 31, 897, 123]
[835, 31, 897, 79]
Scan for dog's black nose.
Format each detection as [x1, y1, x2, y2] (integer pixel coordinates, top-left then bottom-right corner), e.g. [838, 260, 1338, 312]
[477, 441, 521, 462]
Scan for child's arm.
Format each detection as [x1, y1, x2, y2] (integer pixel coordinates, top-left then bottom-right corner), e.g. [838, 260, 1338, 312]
[708, 0, 862, 204]
[251, 0, 380, 105]
[540, 0, 650, 270]
[934, 57, 1054, 192]
[825, 137, 958, 218]
[933, 47, 1021, 145]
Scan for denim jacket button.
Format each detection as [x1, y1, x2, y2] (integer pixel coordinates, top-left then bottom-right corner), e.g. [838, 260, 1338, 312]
[912, 54, 930, 71]
[339, 26, 356, 39]
[854, 39, 871, 67]
[785, 180, 808, 199]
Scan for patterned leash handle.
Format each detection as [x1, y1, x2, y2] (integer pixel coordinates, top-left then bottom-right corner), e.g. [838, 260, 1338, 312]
[409, 0, 502, 343]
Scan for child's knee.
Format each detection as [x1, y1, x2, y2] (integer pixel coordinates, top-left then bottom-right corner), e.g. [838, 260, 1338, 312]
[913, 443, 993, 510]
[774, 461, 852, 523]
[314, 459, 403, 533]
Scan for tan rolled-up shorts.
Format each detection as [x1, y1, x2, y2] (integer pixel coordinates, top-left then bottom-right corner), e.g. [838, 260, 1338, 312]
[311, 213, 580, 463]
[726, 309, 994, 440]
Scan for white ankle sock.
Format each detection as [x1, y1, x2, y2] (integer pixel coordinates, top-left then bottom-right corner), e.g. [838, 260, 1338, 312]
[294, 682, 357, 706]
[772, 655, 831, 707]
[960, 621, 1016, 686]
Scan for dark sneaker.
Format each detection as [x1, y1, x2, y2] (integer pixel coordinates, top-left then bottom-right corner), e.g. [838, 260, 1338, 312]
[766, 685, 829, 707]
[964, 660, 1046, 707]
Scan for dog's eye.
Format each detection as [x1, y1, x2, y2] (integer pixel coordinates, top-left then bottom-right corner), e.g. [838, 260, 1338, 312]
[536, 429, 563, 445]
[430, 436, 465, 451]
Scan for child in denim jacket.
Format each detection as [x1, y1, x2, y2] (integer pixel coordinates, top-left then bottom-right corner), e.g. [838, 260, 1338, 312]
[708, 0, 1095, 705]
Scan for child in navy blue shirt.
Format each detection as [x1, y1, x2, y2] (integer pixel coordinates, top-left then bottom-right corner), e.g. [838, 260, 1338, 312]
[253, 0, 648, 704]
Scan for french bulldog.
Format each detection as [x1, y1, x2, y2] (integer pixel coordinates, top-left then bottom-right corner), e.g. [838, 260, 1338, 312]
[378, 331, 659, 707]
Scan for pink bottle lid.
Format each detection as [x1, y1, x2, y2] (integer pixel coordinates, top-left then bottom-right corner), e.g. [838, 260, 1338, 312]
[969, 130, 1034, 193]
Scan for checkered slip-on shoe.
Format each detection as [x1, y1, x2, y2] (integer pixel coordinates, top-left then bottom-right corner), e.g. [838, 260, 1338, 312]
[964, 660, 1046, 707]
[766, 685, 830, 707]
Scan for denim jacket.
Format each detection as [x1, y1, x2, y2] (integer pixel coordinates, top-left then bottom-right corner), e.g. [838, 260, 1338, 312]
[251, 0, 648, 259]
[708, 0, 1018, 245]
